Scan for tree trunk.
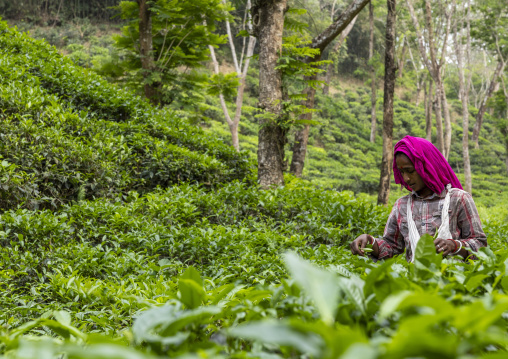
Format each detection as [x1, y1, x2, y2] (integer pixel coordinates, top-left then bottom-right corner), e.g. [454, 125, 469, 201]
[290, 1, 368, 177]
[472, 60, 505, 148]
[453, 0, 472, 193]
[425, 78, 433, 141]
[137, 0, 158, 104]
[311, 0, 370, 50]
[369, 1, 377, 143]
[378, 0, 396, 206]
[290, 67, 319, 177]
[254, 0, 287, 188]
[229, 122, 240, 151]
[433, 79, 445, 154]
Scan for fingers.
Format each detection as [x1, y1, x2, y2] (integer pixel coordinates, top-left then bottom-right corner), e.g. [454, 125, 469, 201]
[350, 240, 363, 256]
[434, 238, 453, 256]
[434, 238, 445, 254]
[350, 235, 368, 256]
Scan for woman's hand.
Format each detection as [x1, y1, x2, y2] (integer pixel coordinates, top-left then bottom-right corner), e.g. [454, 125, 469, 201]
[434, 238, 456, 256]
[350, 234, 379, 257]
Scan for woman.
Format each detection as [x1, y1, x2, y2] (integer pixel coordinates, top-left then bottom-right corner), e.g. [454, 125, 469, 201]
[350, 136, 487, 262]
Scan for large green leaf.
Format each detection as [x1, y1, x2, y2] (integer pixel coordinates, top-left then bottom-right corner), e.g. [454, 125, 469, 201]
[283, 252, 339, 325]
[132, 305, 221, 345]
[180, 266, 203, 286]
[10, 315, 86, 342]
[227, 320, 324, 356]
[179, 267, 206, 309]
[179, 279, 206, 309]
[413, 233, 442, 280]
[337, 276, 366, 315]
[363, 260, 407, 302]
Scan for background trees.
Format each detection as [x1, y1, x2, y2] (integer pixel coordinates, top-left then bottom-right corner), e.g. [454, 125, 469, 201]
[0, 0, 121, 24]
[4, 0, 508, 196]
[114, 0, 228, 110]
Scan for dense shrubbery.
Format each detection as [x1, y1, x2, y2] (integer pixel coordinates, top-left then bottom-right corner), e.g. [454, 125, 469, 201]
[0, 178, 507, 358]
[0, 21, 253, 209]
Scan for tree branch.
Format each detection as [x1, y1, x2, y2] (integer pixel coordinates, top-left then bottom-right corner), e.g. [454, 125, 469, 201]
[310, 0, 369, 52]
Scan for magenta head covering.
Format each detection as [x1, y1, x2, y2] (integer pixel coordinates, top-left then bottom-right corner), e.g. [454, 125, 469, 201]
[393, 136, 463, 194]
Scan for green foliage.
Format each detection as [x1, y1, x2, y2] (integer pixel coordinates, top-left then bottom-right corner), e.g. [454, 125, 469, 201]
[0, 21, 254, 209]
[274, 17, 332, 128]
[207, 72, 240, 100]
[112, 0, 229, 109]
[471, 0, 508, 57]
[0, 203, 506, 358]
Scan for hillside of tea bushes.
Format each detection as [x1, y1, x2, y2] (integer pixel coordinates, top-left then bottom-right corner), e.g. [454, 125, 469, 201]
[1, 21, 508, 358]
[0, 21, 253, 211]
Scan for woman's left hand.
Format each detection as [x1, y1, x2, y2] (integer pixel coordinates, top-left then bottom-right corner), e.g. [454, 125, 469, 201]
[434, 238, 455, 256]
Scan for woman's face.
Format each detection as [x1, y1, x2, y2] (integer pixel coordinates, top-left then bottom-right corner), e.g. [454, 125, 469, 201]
[395, 153, 429, 194]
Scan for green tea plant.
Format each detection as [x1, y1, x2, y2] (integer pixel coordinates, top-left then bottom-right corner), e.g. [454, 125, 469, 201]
[0, 21, 254, 209]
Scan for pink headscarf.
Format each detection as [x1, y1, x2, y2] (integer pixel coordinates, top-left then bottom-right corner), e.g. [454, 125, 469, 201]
[393, 136, 463, 194]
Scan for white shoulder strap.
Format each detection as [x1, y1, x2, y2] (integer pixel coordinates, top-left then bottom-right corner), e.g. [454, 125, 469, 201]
[437, 184, 453, 241]
[407, 184, 453, 263]
[407, 195, 420, 263]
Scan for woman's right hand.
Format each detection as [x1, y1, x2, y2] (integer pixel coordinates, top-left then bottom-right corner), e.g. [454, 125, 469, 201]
[350, 234, 379, 257]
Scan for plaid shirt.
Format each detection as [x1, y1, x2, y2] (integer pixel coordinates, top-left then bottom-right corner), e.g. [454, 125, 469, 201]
[375, 189, 487, 262]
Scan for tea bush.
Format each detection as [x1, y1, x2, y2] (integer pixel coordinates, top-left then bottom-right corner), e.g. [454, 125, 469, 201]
[0, 21, 254, 209]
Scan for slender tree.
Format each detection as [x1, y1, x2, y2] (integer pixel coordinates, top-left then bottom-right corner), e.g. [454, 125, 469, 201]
[137, 0, 157, 103]
[378, 0, 396, 206]
[406, 0, 455, 158]
[252, 0, 288, 188]
[208, 0, 257, 151]
[369, 1, 377, 143]
[453, 0, 473, 193]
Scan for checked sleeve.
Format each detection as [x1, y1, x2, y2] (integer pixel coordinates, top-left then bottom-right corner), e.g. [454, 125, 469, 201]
[375, 199, 406, 260]
[455, 192, 487, 252]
